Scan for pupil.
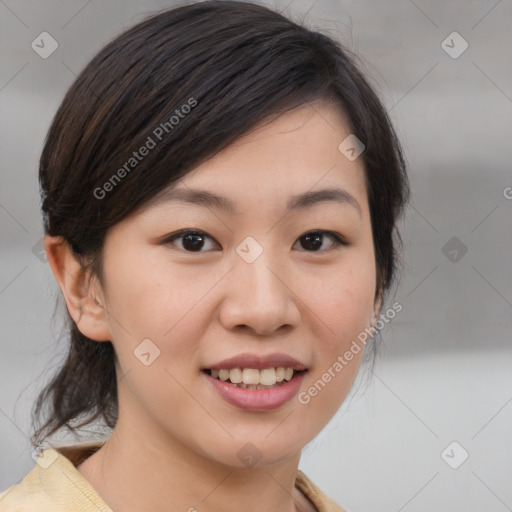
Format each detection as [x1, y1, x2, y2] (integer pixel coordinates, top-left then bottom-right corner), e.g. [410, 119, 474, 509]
[302, 233, 322, 251]
[184, 233, 204, 251]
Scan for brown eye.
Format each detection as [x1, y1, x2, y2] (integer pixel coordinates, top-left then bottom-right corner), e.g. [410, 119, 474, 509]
[165, 230, 219, 252]
[295, 231, 348, 252]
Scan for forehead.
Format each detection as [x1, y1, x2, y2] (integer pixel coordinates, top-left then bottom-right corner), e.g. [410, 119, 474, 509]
[146, 100, 369, 217]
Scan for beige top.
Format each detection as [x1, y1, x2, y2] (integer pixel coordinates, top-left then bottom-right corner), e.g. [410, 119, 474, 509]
[0, 442, 347, 511]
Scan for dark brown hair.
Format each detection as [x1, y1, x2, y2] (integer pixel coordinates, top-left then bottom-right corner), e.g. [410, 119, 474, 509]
[32, 0, 409, 446]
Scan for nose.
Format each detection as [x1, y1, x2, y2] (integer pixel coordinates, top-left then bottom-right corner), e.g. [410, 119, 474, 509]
[219, 250, 300, 336]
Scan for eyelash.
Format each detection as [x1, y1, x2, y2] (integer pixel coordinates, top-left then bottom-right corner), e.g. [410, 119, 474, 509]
[163, 229, 349, 253]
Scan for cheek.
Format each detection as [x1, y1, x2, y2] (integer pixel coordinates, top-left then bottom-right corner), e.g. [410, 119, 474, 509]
[102, 248, 218, 342]
[101, 251, 234, 402]
[292, 250, 375, 421]
[297, 251, 376, 350]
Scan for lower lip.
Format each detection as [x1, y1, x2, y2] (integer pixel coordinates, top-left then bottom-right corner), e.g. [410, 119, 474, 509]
[204, 371, 306, 411]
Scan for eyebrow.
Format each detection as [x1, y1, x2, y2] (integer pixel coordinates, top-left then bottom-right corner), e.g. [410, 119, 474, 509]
[151, 186, 362, 218]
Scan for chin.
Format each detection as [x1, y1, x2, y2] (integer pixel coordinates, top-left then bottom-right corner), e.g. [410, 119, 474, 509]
[199, 433, 306, 470]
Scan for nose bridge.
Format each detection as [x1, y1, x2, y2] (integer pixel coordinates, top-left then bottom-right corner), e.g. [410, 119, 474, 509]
[239, 249, 281, 299]
[220, 241, 298, 334]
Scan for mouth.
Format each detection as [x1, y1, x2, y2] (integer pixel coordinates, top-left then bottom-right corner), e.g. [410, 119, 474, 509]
[202, 367, 306, 390]
[202, 362, 308, 411]
[202, 353, 308, 410]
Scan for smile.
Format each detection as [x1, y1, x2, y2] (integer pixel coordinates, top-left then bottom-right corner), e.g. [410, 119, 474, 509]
[205, 367, 300, 388]
[203, 368, 307, 411]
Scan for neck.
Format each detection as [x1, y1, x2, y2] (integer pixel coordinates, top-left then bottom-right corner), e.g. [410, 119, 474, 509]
[76, 413, 313, 512]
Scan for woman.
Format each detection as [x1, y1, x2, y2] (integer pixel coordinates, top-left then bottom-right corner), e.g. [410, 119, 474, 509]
[0, 1, 409, 510]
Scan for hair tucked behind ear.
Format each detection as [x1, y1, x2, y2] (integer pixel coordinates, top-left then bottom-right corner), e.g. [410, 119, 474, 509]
[32, 0, 409, 447]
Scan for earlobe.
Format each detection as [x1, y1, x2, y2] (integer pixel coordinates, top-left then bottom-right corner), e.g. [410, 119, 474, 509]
[44, 235, 111, 342]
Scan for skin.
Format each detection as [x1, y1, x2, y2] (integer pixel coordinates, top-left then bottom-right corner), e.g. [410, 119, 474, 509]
[45, 100, 381, 512]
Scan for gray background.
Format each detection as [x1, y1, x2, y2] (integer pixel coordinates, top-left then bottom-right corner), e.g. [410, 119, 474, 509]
[1, 0, 511, 511]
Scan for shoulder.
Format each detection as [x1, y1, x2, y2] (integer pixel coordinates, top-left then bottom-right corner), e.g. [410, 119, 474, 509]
[0, 444, 111, 512]
[295, 469, 349, 512]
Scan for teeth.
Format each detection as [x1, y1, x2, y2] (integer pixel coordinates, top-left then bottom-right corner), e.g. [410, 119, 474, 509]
[259, 368, 277, 386]
[242, 368, 260, 385]
[229, 368, 243, 384]
[209, 367, 299, 385]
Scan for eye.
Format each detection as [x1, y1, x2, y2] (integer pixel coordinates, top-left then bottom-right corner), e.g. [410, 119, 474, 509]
[163, 229, 348, 253]
[164, 229, 219, 252]
[293, 230, 348, 252]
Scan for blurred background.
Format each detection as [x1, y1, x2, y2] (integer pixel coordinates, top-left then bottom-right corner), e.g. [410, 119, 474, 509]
[0, 0, 511, 510]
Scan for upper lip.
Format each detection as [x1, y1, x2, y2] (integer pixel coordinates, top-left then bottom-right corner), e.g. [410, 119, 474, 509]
[203, 353, 307, 371]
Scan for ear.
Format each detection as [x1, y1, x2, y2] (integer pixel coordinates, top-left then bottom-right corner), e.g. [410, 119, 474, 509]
[44, 235, 111, 342]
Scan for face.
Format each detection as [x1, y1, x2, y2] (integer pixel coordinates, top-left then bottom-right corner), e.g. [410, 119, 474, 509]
[93, 100, 378, 467]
